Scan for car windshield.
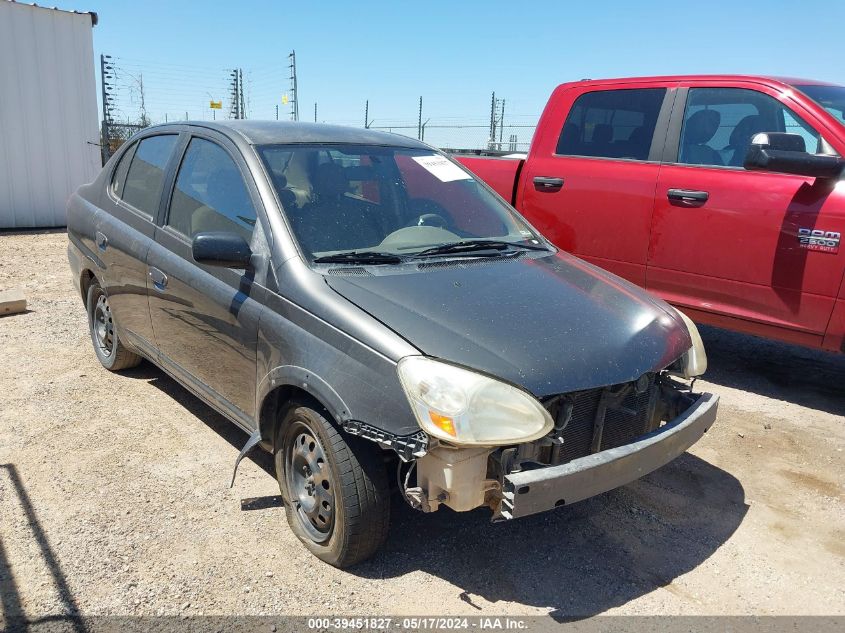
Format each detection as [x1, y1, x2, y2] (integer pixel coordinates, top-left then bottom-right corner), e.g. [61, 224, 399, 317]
[257, 143, 545, 261]
[795, 84, 845, 125]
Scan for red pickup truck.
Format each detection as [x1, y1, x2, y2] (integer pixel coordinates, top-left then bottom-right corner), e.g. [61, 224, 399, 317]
[455, 75, 845, 353]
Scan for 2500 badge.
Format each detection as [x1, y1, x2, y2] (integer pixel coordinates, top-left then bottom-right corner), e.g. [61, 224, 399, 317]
[798, 228, 841, 253]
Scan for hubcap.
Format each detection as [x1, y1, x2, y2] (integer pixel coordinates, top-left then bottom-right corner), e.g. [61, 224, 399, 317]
[93, 294, 114, 357]
[285, 423, 334, 542]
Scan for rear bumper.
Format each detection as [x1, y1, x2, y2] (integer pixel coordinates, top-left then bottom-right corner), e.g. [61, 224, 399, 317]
[497, 392, 719, 520]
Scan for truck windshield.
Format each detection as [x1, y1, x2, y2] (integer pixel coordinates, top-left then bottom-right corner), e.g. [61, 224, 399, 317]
[795, 84, 845, 125]
[257, 144, 544, 261]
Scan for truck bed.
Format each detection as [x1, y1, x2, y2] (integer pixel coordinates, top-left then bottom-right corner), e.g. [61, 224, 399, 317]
[451, 153, 524, 205]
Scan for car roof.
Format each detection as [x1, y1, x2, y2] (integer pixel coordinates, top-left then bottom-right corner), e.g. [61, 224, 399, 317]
[566, 74, 841, 88]
[143, 120, 433, 149]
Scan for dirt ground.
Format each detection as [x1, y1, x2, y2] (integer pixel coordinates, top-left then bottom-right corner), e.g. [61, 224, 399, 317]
[1, 230, 843, 621]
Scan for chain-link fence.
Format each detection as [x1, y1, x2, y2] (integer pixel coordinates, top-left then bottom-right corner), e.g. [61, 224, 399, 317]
[365, 123, 536, 153]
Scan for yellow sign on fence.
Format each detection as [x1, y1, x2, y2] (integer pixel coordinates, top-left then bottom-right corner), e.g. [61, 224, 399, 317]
[209, 100, 222, 110]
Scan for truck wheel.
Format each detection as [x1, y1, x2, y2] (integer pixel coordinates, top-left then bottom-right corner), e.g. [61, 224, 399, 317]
[86, 282, 142, 371]
[274, 401, 390, 568]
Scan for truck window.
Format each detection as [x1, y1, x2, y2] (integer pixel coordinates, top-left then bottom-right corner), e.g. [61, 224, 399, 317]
[556, 88, 666, 160]
[677, 88, 824, 168]
[794, 84, 845, 125]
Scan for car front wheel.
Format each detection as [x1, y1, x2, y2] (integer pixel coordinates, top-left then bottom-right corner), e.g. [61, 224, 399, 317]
[274, 400, 390, 568]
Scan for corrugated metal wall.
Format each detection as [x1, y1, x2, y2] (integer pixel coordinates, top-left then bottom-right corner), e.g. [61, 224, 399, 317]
[0, 1, 100, 229]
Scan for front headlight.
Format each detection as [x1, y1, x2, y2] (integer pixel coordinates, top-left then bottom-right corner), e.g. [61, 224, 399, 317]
[397, 356, 553, 446]
[669, 310, 708, 378]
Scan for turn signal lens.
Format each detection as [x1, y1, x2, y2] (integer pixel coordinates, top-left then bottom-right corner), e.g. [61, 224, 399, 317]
[428, 412, 456, 437]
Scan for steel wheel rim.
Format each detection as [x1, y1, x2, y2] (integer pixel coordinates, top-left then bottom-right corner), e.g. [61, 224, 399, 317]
[285, 422, 335, 543]
[93, 293, 114, 358]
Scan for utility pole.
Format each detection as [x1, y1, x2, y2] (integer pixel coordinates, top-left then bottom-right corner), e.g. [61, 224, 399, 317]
[489, 91, 496, 149]
[229, 69, 240, 119]
[288, 51, 299, 121]
[499, 99, 505, 148]
[275, 104, 279, 121]
[417, 96, 423, 140]
[364, 100, 369, 128]
[138, 73, 148, 126]
[239, 69, 246, 119]
[99, 54, 113, 163]
[488, 92, 504, 150]
[314, 102, 317, 122]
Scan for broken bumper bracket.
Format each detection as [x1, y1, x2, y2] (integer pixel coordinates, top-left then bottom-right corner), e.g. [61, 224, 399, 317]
[497, 392, 719, 520]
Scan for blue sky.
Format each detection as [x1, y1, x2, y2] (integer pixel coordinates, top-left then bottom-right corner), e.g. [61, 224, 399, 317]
[46, 0, 845, 138]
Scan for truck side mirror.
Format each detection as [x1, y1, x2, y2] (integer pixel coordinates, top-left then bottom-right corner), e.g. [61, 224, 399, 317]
[192, 232, 253, 269]
[744, 132, 844, 179]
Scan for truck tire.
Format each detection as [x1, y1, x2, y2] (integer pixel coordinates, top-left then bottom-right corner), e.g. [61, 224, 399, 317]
[274, 400, 390, 568]
[86, 282, 142, 371]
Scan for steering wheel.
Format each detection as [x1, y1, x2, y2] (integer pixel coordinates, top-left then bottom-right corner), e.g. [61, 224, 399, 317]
[410, 212, 448, 229]
[405, 198, 452, 230]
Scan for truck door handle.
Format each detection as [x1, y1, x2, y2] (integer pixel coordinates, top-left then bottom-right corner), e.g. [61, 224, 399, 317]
[148, 267, 168, 291]
[533, 176, 564, 192]
[667, 189, 709, 204]
[95, 231, 108, 251]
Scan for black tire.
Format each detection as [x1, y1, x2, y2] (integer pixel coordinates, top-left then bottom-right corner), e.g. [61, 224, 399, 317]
[274, 400, 390, 568]
[86, 282, 142, 371]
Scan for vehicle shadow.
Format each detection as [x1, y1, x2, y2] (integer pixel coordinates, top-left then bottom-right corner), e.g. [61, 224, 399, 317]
[351, 453, 746, 618]
[697, 325, 845, 416]
[120, 363, 277, 478]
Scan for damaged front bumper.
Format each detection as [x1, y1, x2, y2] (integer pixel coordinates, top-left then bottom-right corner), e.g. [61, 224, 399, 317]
[495, 392, 719, 520]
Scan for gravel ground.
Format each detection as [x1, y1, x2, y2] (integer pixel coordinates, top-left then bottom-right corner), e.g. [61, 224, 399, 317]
[0, 230, 843, 621]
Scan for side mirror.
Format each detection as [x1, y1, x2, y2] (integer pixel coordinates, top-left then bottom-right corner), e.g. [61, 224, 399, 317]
[744, 132, 844, 179]
[191, 232, 252, 268]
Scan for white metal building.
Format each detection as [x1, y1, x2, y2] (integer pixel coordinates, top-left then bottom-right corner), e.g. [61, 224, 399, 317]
[0, 1, 99, 229]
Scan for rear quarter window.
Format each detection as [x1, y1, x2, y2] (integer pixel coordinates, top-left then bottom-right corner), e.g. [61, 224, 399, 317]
[110, 142, 136, 198]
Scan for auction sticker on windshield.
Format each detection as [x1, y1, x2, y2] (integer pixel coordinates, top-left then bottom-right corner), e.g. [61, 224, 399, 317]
[412, 155, 472, 182]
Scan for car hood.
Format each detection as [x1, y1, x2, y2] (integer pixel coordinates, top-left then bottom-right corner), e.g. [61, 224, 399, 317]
[324, 252, 691, 397]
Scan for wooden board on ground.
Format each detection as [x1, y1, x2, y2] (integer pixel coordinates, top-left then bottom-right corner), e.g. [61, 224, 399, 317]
[0, 288, 27, 315]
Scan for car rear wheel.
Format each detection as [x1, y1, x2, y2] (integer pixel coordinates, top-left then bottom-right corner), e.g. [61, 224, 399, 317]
[274, 400, 390, 568]
[86, 282, 142, 371]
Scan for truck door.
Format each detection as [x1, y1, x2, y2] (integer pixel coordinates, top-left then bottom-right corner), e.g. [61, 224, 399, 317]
[518, 84, 675, 286]
[648, 83, 845, 344]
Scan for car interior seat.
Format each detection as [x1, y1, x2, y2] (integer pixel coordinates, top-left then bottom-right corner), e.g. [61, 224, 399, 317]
[292, 162, 384, 254]
[680, 109, 723, 166]
[724, 114, 766, 167]
[190, 168, 254, 241]
[591, 123, 614, 155]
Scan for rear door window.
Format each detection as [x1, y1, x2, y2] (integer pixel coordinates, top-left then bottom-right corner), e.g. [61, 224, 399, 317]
[556, 88, 666, 160]
[122, 135, 179, 217]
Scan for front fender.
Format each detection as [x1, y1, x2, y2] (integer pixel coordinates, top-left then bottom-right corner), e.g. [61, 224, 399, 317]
[256, 365, 351, 438]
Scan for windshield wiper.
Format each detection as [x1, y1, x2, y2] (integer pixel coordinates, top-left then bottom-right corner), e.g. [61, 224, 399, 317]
[412, 239, 549, 259]
[312, 251, 404, 264]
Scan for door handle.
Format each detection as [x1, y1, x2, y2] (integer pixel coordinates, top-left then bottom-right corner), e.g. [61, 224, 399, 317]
[667, 188, 709, 204]
[148, 266, 168, 291]
[533, 176, 564, 192]
[95, 231, 108, 251]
